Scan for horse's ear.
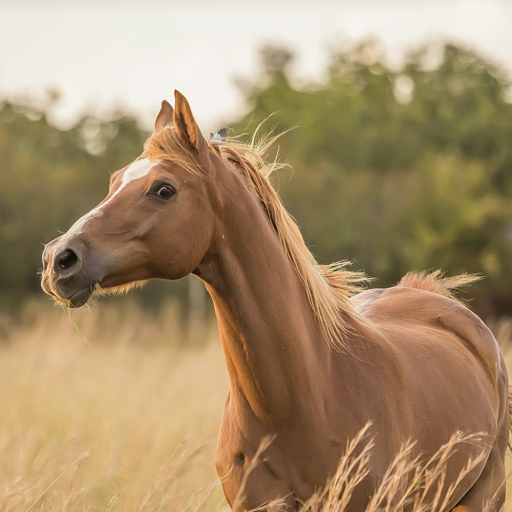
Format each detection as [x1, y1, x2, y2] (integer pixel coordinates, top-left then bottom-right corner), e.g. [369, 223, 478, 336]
[173, 90, 208, 153]
[155, 100, 174, 132]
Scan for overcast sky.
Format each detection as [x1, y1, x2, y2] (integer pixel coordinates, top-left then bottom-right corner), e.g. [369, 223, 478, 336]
[0, 0, 511, 130]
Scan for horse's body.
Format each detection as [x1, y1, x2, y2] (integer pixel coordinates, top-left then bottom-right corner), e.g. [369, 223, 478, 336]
[216, 285, 507, 510]
[41, 92, 509, 511]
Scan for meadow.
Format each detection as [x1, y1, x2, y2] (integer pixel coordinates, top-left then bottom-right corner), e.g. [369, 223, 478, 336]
[0, 298, 511, 511]
[0, 298, 229, 511]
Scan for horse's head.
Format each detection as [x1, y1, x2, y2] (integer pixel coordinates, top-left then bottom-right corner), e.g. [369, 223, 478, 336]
[41, 91, 222, 307]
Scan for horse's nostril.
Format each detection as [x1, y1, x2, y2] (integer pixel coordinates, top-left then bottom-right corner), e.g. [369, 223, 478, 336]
[57, 249, 78, 270]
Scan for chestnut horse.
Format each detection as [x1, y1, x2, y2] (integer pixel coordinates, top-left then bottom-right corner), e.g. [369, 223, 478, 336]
[41, 91, 509, 511]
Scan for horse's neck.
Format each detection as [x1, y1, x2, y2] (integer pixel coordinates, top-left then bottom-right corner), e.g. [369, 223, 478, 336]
[198, 182, 330, 426]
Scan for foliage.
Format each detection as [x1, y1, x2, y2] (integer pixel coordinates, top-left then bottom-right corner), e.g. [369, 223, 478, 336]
[2, 41, 512, 315]
[235, 42, 512, 315]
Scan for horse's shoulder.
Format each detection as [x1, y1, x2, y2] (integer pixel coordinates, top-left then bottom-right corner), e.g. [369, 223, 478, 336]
[352, 286, 502, 382]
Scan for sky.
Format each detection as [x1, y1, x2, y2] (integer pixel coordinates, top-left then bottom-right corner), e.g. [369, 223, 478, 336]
[0, 0, 511, 130]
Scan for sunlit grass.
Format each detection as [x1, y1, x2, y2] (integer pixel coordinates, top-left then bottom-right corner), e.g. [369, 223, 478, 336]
[0, 299, 229, 511]
[0, 300, 511, 510]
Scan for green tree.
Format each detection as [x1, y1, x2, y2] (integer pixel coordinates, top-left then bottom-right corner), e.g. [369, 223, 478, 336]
[234, 42, 512, 316]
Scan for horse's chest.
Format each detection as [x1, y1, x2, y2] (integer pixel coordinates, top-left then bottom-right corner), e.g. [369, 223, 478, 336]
[215, 401, 301, 509]
[214, 399, 353, 509]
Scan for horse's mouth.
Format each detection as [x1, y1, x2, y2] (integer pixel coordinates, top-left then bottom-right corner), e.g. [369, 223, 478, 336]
[67, 284, 95, 308]
[45, 282, 96, 308]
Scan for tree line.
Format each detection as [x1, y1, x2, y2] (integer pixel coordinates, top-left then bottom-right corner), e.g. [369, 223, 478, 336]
[1, 41, 511, 316]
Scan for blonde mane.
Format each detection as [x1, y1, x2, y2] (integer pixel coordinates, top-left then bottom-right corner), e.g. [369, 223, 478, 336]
[145, 125, 374, 350]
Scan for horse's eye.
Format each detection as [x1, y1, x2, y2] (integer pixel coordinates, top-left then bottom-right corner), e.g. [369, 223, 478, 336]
[156, 186, 175, 199]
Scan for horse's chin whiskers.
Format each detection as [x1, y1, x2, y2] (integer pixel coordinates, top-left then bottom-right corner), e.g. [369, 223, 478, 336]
[52, 296, 72, 309]
[94, 280, 149, 298]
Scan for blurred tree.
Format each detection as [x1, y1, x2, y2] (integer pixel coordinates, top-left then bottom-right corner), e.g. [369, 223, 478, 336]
[2, 41, 512, 317]
[234, 41, 512, 316]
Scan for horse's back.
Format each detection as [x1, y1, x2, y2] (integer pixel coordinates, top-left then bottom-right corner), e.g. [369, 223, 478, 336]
[352, 286, 502, 386]
[350, 286, 506, 444]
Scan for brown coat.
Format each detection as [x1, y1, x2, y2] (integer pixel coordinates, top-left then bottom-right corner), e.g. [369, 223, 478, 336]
[41, 92, 509, 511]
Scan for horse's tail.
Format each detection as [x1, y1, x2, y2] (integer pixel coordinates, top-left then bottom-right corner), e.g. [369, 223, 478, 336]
[396, 270, 483, 303]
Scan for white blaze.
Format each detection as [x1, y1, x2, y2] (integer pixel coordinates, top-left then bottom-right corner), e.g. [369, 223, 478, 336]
[62, 158, 157, 239]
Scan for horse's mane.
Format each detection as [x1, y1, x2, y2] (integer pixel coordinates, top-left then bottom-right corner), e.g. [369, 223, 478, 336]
[144, 125, 374, 351]
[397, 270, 482, 301]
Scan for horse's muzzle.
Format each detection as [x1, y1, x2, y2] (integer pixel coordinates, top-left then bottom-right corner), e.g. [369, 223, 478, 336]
[41, 237, 103, 308]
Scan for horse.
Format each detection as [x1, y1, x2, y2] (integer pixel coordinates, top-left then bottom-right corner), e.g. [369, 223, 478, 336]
[41, 91, 509, 511]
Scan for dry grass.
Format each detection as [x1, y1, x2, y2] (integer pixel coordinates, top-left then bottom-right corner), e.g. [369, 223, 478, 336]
[299, 428, 490, 512]
[0, 300, 511, 511]
[0, 298, 229, 511]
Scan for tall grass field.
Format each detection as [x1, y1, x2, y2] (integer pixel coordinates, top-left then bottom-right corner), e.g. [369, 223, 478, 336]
[0, 299, 511, 511]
